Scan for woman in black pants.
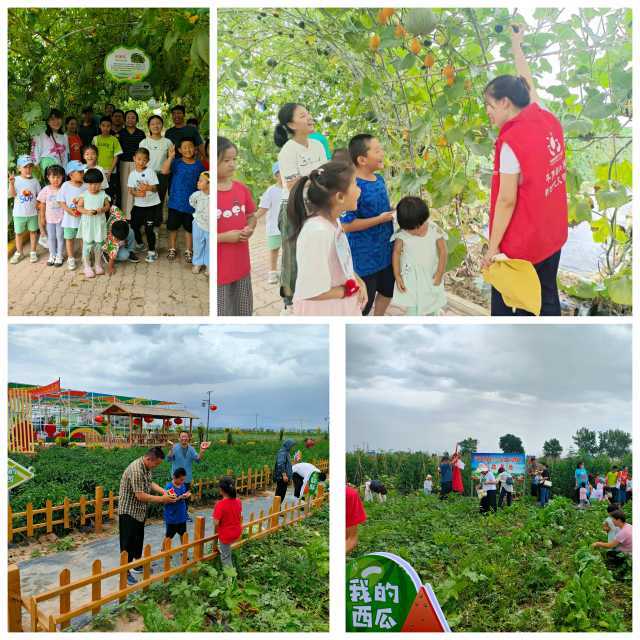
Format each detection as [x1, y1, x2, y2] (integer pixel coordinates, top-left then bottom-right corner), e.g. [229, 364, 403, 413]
[274, 439, 295, 505]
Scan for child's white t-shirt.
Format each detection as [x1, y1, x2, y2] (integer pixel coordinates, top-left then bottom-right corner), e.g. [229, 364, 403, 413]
[258, 184, 283, 237]
[277, 138, 327, 200]
[128, 167, 161, 207]
[12, 176, 41, 217]
[85, 165, 109, 190]
[56, 180, 88, 229]
[139, 137, 174, 173]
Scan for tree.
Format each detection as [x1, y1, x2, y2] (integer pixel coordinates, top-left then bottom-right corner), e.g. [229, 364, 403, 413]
[597, 429, 632, 458]
[572, 427, 598, 455]
[543, 438, 563, 459]
[499, 434, 524, 454]
[458, 438, 478, 454]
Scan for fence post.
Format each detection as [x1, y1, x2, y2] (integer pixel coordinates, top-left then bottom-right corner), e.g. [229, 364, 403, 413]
[142, 544, 152, 591]
[94, 486, 104, 533]
[63, 497, 70, 530]
[8, 564, 23, 632]
[270, 496, 281, 529]
[8, 504, 13, 543]
[45, 500, 53, 533]
[118, 551, 128, 604]
[59, 568, 71, 629]
[163, 538, 172, 581]
[80, 495, 87, 526]
[26, 502, 33, 538]
[181, 531, 190, 565]
[91, 559, 102, 614]
[107, 491, 115, 521]
[194, 516, 205, 561]
[247, 512, 254, 538]
[247, 468, 252, 494]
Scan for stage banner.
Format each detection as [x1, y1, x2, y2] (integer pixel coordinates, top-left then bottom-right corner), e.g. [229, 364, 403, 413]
[471, 452, 526, 476]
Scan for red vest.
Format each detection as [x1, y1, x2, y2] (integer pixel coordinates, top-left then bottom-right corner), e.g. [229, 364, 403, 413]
[489, 103, 568, 264]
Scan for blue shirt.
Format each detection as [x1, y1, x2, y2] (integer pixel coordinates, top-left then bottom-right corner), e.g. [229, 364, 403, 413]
[439, 463, 452, 483]
[341, 174, 393, 276]
[575, 467, 588, 487]
[163, 481, 188, 524]
[168, 158, 205, 213]
[168, 444, 200, 482]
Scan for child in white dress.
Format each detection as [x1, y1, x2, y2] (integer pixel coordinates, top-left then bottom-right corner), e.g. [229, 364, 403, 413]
[391, 196, 448, 315]
[77, 168, 109, 278]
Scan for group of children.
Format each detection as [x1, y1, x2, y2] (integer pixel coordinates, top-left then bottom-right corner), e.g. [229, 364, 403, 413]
[10, 119, 210, 279]
[217, 102, 449, 316]
[163, 468, 242, 569]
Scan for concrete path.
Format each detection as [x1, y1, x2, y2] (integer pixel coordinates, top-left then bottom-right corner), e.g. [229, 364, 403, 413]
[8, 226, 209, 316]
[18, 493, 286, 628]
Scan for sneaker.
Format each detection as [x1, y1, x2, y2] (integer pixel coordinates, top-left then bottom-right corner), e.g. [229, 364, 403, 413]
[83, 261, 95, 278]
[127, 571, 138, 586]
[130, 566, 144, 575]
[30, 251, 38, 263]
[38, 235, 49, 249]
[192, 264, 202, 274]
[128, 253, 140, 264]
[94, 259, 104, 276]
[167, 248, 177, 261]
[9, 251, 22, 264]
[135, 242, 146, 252]
[54, 255, 64, 267]
[47, 256, 56, 266]
[268, 271, 279, 284]
[67, 257, 77, 271]
[145, 251, 157, 263]
[280, 305, 292, 316]
[184, 250, 193, 264]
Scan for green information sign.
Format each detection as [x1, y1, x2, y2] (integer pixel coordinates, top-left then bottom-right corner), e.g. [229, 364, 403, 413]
[104, 47, 151, 83]
[128, 82, 153, 100]
[346, 552, 421, 632]
[8, 458, 34, 490]
[307, 471, 320, 497]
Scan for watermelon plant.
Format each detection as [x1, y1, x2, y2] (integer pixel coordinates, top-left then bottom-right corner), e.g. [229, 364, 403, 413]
[218, 7, 632, 313]
[350, 493, 631, 631]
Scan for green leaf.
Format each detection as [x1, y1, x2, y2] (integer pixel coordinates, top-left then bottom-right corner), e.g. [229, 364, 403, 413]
[604, 274, 632, 306]
[581, 94, 617, 119]
[595, 186, 631, 210]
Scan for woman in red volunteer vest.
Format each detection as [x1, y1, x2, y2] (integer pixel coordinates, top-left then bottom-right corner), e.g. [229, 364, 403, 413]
[482, 26, 568, 316]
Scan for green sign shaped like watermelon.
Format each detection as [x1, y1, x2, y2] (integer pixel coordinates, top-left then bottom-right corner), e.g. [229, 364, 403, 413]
[105, 47, 151, 84]
[8, 458, 35, 490]
[307, 471, 320, 497]
[346, 552, 450, 632]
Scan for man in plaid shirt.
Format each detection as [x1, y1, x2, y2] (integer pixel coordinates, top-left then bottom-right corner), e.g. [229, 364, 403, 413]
[118, 447, 177, 585]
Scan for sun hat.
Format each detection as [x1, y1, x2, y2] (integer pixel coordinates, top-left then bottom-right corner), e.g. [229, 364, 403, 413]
[66, 160, 85, 174]
[477, 463, 489, 473]
[272, 161, 280, 175]
[17, 155, 34, 168]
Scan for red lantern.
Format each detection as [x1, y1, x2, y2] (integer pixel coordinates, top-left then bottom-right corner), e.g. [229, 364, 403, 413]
[71, 432, 85, 441]
[209, 404, 218, 411]
[95, 415, 104, 424]
[143, 416, 153, 424]
[174, 417, 183, 425]
[44, 423, 56, 437]
[133, 417, 142, 426]
[305, 438, 316, 449]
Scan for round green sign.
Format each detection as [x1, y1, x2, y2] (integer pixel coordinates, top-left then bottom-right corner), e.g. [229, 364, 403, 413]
[346, 552, 422, 632]
[104, 47, 151, 84]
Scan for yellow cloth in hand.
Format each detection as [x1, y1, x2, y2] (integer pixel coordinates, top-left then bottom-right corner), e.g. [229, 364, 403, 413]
[482, 257, 541, 315]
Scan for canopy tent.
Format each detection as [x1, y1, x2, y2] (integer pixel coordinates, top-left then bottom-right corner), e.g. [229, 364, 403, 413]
[100, 402, 199, 447]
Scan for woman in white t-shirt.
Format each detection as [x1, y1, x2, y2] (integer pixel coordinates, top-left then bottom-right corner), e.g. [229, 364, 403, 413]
[274, 103, 328, 313]
[31, 109, 70, 172]
[288, 162, 366, 316]
[139, 114, 174, 217]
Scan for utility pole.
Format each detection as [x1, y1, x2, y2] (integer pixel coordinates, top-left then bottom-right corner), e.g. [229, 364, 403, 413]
[202, 390, 214, 440]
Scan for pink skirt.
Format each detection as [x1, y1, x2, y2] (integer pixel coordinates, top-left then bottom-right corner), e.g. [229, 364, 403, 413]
[293, 296, 362, 316]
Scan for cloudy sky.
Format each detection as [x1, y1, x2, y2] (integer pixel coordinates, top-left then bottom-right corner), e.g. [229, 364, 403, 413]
[9, 324, 329, 430]
[347, 324, 631, 456]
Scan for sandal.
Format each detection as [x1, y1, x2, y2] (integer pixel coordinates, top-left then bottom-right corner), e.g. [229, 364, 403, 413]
[184, 250, 193, 264]
[167, 248, 177, 261]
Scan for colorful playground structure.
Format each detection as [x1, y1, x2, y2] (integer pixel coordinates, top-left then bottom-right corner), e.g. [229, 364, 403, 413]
[9, 380, 198, 453]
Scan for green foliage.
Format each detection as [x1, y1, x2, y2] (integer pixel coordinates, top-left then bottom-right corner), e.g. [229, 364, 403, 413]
[543, 438, 563, 458]
[218, 8, 632, 310]
[458, 437, 478, 454]
[597, 428, 632, 458]
[499, 433, 524, 453]
[352, 494, 631, 631]
[573, 427, 599, 455]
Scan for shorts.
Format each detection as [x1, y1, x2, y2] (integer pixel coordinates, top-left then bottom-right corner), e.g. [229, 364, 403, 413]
[63, 227, 79, 240]
[131, 204, 161, 228]
[266, 234, 282, 251]
[361, 264, 395, 315]
[13, 215, 39, 234]
[167, 208, 193, 233]
[165, 522, 187, 539]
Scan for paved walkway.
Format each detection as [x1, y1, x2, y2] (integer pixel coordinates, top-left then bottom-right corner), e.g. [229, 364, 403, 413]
[8, 227, 209, 316]
[249, 216, 488, 316]
[18, 493, 283, 628]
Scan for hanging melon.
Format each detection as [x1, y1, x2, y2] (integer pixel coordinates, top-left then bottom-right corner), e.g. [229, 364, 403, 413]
[403, 9, 438, 36]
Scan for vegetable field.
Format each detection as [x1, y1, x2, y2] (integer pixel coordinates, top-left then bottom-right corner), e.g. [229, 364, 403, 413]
[86, 503, 329, 632]
[9, 432, 329, 514]
[350, 494, 631, 631]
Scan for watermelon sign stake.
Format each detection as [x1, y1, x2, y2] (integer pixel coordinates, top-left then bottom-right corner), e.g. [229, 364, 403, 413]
[346, 552, 450, 632]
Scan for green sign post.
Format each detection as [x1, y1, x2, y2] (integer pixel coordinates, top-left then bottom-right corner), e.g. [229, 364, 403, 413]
[8, 458, 34, 490]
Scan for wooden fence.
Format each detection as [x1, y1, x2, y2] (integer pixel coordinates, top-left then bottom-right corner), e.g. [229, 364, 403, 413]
[8, 486, 328, 632]
[9, 459, 329, 542]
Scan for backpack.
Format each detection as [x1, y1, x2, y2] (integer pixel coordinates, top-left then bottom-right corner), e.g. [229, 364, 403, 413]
[506, 475, 513, 486]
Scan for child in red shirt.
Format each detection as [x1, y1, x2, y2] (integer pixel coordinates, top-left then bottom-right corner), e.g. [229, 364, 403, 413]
[213, 476, 242, 568]
[217, 137, 256, 315]
[65, 117, 83, 161]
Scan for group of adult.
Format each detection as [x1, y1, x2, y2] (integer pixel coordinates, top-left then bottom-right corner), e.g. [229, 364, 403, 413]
[29, 102, 207, 216]
[273, 438, 327, 504]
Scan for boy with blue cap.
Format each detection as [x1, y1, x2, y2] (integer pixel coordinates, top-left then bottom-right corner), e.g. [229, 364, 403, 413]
[256, 162, 283, 284]
[56, 160, 87, 270]
[9, 155, 41, 264]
